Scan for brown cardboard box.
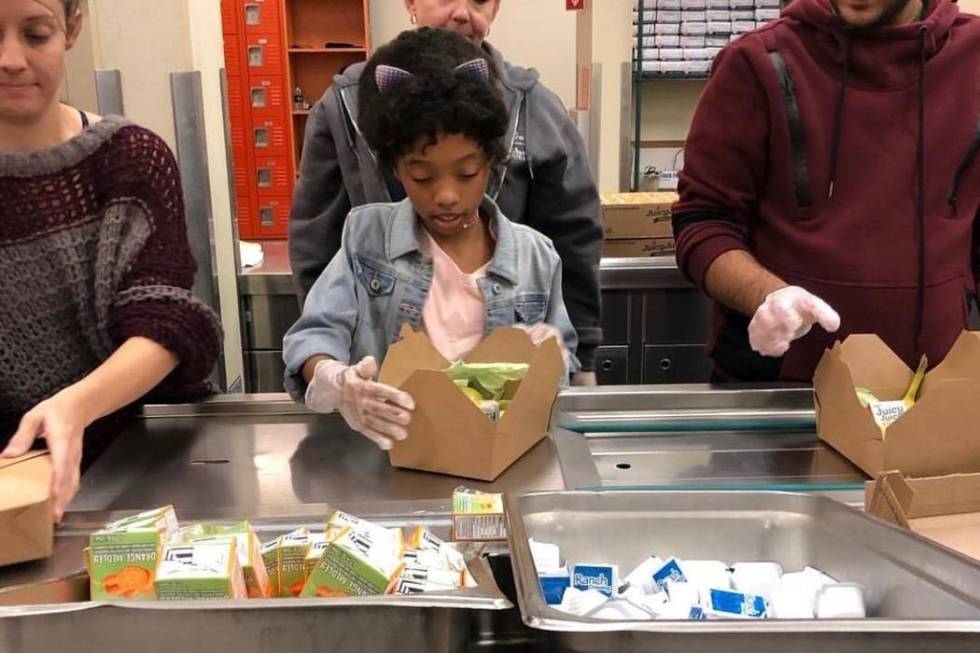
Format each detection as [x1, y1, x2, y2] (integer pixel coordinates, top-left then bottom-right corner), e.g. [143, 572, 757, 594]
[600, 192, 678, 240]
[866, 471, 980, 560]
[601, 237, 676, 258]
[378, 325, 563, 481]
[813, 331, 980, 478]
[0, 451, 53, 567]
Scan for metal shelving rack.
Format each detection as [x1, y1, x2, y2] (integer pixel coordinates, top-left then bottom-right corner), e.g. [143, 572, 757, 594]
[631, 0, 710, 190]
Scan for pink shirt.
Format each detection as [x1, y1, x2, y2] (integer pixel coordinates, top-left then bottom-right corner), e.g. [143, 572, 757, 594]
[420, 229, 490, 362]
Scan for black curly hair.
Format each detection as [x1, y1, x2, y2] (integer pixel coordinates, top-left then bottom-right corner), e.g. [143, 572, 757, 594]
[359, 28, 510, 174]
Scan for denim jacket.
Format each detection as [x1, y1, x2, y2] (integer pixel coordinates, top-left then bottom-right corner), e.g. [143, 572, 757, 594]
[283, 196, 580, 400]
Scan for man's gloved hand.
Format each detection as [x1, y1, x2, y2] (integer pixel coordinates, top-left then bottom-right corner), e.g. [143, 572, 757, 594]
[748, 286, 841, 357]
[305, 356, 415, 450]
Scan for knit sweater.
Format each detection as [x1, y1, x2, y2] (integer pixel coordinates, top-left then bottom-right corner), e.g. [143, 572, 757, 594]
[0, 116, 222, 440]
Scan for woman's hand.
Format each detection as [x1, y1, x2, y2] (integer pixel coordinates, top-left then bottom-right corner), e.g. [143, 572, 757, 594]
[1, 337, 179, 523]
[1, 387, 91, 523]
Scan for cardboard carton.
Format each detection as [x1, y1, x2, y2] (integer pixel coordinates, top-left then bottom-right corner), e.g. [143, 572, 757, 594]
[378, 325, 563, 481]
[89, 506, 180, 600]
[813, 331, 980, 478]
[600, 192, 678, 240]
[601, 237, 676, 258]
[301, 527, 404, 598]
[866, 471, 980, 560]
[277, 527, 310, 598]
[0, 451, 53, 567]
[193, 521, 272, 598]
[154, 539, 248, 600]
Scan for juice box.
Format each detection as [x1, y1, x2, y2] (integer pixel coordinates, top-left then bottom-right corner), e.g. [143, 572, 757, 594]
[304, 533, 328, 580]
[193, 521, 271, 598]
[154, 539, 248, 601]
[278, 527, 310, 598]
[406, 527, 445, 551]
[452, 488, 506, 542]
[89, 506, 180, 600]
[102, 505, 178, 533]
[391, 566, 465, 595]
[301, 527, 405, 598]
[326, 510, 403, 551]
[260, 538, 280, 598]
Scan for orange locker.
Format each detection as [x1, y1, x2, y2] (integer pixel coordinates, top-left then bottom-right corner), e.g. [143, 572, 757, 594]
[255, 197, 290, 237]
[222, 0, 370, 240]
[254, 156, 292, 197]
[248, 75, 287, 116]
[246, 35, 284, 77]
[224, 33, 245, 78]
[226, 76, 252, 151]
[251, 114, 290, 158]
[231, 144, 256, 238]
[242, 0, 283, 36]
[221, 0, 239, 35]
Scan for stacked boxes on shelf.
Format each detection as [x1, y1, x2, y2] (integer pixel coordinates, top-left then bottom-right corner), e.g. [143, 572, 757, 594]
[633, 0, 782, 78]
[600, 192, 679, 258]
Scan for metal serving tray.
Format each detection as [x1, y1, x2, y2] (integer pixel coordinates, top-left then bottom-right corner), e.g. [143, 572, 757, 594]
[507, 490, 980, 652]
[0, 503, 511, 653]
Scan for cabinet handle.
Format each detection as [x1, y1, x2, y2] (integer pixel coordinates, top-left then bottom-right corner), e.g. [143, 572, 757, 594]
[659, 358, 672, 371]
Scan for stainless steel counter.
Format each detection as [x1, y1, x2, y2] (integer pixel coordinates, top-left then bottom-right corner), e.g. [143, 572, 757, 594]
[0, 386, 883, 651]
[71, 395, 564, 513]
[552, 385, 866, 504]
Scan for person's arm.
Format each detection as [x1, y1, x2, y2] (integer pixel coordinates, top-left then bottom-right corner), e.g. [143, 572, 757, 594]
[521, 85, 603, 378]
[282, 217, 359, 400]
[288, 88, 353, 304]
[973, 209, 980, 301]
[103, 129, 223, 397]
[283, 220, 413, 449]
[545, 253, 582, 381]
[705, 250, 788, 317]
[1, 338, 178, 522]
[672, 45, 770, 300]
[673, 46, 839, 358]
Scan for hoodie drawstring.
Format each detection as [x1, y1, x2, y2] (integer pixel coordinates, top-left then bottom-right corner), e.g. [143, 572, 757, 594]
[827, 31, 852, 198]
[914, 26, 927, 354]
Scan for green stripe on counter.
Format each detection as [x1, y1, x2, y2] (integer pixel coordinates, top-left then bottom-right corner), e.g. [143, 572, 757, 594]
[574, 482, 866, 492]
[561, 419, 817, 433]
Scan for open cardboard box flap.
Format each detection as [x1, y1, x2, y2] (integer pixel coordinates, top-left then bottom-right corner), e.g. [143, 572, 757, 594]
[814, 331, 980, 478]
[866, 470, 980, 560]
[379, 325, 563, 481]
[0, 451, 54, 567]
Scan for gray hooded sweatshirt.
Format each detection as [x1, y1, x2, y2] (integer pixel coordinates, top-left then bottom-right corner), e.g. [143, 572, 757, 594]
[288, 43, 603, 370]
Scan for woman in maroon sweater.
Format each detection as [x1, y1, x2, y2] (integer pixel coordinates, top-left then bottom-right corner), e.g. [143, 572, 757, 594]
[0, 0, 222, 520]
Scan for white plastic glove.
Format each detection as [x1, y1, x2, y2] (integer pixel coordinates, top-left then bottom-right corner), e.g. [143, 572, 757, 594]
[748, 286, 841, 357]
[516, 322, 577, 384]
[305, 356, 415, 450]
[516, 322, 563, 349]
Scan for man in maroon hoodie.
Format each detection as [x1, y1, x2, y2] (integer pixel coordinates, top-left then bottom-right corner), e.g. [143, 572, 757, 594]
[673, 0, 979, 382]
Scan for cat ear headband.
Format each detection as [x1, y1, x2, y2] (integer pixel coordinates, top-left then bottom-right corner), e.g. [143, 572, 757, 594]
[375, 58, 490, 93]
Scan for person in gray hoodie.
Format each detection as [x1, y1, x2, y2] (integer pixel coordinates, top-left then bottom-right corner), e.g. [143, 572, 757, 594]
[288, 0, 603, 383]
